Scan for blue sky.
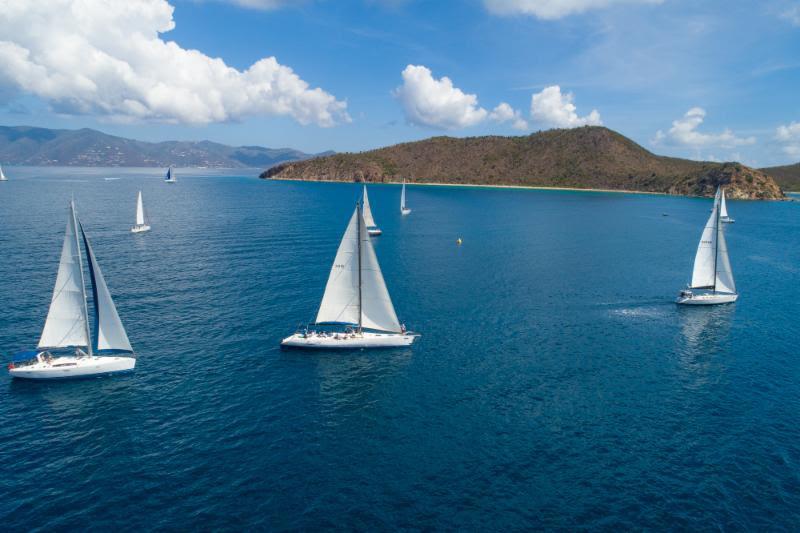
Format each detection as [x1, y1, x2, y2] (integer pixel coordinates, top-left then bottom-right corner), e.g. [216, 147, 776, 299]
[1, 0, 799, 166]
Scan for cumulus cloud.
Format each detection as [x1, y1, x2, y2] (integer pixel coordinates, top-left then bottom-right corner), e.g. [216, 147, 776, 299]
[530, 86, 601, 128]
[394, 65, 488, 129]
[489, 102, 529, 130]
[653, 108, 755, 149]
[776, 121, 800, 158]
[0, 0, 350, 126]
[483, 0, 664, 20]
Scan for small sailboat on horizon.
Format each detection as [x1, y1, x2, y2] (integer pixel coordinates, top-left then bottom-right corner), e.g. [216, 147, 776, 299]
[8, 200, 136, 379]
[0, 164, 7, 181]
[400, 179, 411, 215]
[281, 201, 418, 349]
[677, 194, 738, 305]
[362, 184, 382, 236]
[131, 190, 151, 233]
[164, 166, 176, 183]
[719, 187, 734, 223]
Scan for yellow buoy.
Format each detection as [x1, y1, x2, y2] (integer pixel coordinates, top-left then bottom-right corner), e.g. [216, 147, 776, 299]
[456, 238, 462, 245]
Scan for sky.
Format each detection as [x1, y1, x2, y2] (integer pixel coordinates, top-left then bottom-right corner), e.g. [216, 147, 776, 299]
[0, 0, 799, 166]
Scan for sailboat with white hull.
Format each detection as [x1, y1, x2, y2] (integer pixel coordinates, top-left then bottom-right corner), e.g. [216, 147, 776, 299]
[400, 179, 411, 215]
[164, 166, 176, 183]
[677, 196, 738, 305]
[0, 164, 7, 181]
[8, 201, 136, 379]
[362, 185, 382, 235]
[131, 190, 151, 233]
[281, 202, 418, 349]
[719, 187, 734, 223]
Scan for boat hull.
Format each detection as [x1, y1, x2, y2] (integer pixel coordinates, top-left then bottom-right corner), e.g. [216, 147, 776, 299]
[367, 228, 382, 236]
[9, 356, 136, 379]
[281, 331, 418, 349]
[721, 217, 735, 223]
[131, 224, 151, 233]
[401, 208, 411, 215]
[676, 293, 738, 305]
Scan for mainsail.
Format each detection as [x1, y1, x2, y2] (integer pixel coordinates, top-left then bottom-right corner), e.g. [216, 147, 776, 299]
[315, 204, 401, 332]
[165, 167, 174, 182]
[401, 181, 406, 212]
[38, 202, 90, 350]
[136, 191, 145, 226]
[0, 165, 6, 181]
[690, 201, 735, 293]
[720, 188, 729, 219]
[81, 224, 133, 353]
[362, 185, 377, 228]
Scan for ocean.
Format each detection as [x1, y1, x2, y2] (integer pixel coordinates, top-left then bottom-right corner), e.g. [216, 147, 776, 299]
[1, 167, 799, 530]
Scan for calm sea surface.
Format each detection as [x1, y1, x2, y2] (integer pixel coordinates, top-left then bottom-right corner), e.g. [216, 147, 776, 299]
[1, 167, 799, 530]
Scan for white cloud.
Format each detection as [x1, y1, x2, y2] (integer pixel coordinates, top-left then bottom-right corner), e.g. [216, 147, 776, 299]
[0, 0, 350, 126]
[653, 108, 755, 149]
[394, 65, 488, 129]
[483, 0, 664, 20]
[223, 0, 291, 9]
[530, 85, 601, 128]
[782, 4, 800, 26]
[776, 121, 800, 158]
[489, 102, 529, 130]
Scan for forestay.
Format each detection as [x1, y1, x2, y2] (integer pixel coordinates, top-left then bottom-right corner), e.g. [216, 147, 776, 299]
[81, 225, 133, 352]
[38, 203, 90, 349]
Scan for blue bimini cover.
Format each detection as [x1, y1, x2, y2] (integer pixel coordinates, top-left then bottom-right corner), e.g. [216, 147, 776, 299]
[12, 350, 39, 362]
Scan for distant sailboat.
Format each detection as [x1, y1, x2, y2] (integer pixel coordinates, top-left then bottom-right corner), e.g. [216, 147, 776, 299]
[677, 196, 738, 305]
[400, 179, 411, 215]
[719, 187, 734, 223]
[8, 200, 136, 379]
[281, 202, 418, 349]
[0, 164, 7, 181]
[165, 166, 176, 183]
[131, 190, 151, 233]
[362, 184, 382, 236]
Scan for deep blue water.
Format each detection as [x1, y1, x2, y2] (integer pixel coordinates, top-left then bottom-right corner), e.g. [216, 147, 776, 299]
[1, 168, 799, 530]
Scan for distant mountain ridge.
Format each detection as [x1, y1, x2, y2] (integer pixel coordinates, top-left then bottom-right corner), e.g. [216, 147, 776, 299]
[0, 125, 330, 168]
[263, 126, 785, 199]
[759, 162, 800, 191]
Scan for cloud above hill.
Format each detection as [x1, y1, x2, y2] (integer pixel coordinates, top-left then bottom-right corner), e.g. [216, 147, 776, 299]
[0, 0, 350, 126]
[530, 86, 601, 128]
[653, 108, 755, 149]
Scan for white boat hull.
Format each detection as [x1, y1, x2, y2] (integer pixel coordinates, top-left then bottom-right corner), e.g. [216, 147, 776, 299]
[131, 224, 151, 233]
[721, 217, 734, 223]
[367, 228, 382, 236]
[281, 331, 418, 349]
[676, 292, 738, 305]
[401, 208, 411, 215]
[9, 355, 136, 379]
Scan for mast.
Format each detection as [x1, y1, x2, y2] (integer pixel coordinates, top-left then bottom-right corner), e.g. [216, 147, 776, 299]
[72, 200, 93, 356]
[357, 201, 363, 332]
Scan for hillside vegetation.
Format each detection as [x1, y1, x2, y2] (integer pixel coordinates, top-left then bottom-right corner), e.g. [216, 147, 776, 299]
[760, 162, 800, 191]
[263, 127, 784, 199]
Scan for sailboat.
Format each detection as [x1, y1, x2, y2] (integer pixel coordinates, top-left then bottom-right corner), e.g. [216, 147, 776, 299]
[164, 166, 176, 183]
[362, 184, 382, 236]
[281, 202, 418, 349]
[676, 196, 738, 305]
[400, 179, 411, 215]
[0, 164, 7, 181]
[719, 187, 734, 223]
[8, 201, 136, 379]
[131, 190, 151, 233]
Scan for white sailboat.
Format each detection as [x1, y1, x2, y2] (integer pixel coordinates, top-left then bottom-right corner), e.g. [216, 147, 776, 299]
[400, 180, 411, 215]
[677, 196, 738, 305]
[164, 166, 176, 183]
[131, 190, 151, 233]
[281, 202, 418, 349]
[8, 200, 136, 379]
[362, 184, 382, 236]
[719, 187, 734, 223]
[0, 164, 7, 181]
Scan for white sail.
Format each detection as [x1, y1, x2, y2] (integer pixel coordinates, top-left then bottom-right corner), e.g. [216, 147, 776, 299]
[0, 165, 6, 181]
[715, 222, 736, 293]
[38, 203, 90, 349]
[315, 209, 362, 326]
[135, 191, 145, 226]
[315, 205, 401, 332]
[362, 185, 377, 227]
[81, 224, 133, 352]
[690, 204, 718, 289]
[359, 208, 401, 332]
[720, 188, 729, 218]
[400, 181, 406, 211]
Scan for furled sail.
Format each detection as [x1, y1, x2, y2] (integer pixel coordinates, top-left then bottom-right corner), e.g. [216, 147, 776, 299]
[315, 205, 401, 332]
[81, 224, 133, 353]
[315, 209, 362, 326]
[38, 202, 90, 349]
[136, 191, 145, 226]
[362, 185, 377, 228]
